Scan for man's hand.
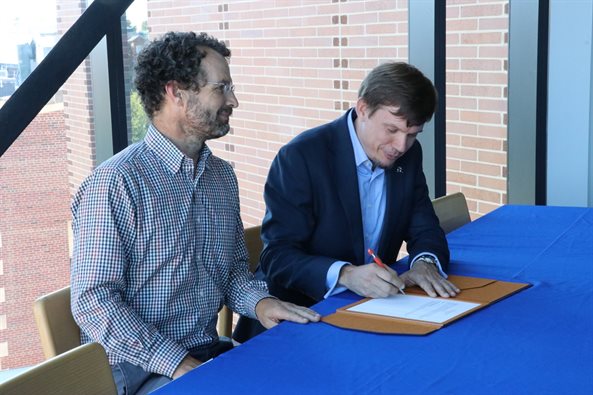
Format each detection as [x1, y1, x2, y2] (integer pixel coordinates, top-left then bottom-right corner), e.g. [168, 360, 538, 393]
[172, 355, 202, 379]
[338, 263, 405, 298]
[255, 298, 321, 329]
[401, 260, 460, 298]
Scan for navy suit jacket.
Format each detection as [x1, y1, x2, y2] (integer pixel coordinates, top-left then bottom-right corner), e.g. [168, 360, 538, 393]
[258, 109, 449, 307]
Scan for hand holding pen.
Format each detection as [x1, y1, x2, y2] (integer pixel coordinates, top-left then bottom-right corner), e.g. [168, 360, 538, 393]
[367, 248, 406, 295]
[337, 250, 407, 298]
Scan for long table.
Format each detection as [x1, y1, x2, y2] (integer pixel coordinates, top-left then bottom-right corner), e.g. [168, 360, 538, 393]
[155, 205, 593, 394]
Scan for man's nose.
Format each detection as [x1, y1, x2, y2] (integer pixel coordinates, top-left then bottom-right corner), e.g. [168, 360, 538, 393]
[226, 90, 239, 108]
[391, 135, 406, 153]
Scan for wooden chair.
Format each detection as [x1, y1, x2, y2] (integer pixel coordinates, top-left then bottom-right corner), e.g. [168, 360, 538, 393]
[0, 342, 117, 395]
[217, 225, 263, 338]
[431, 192, 471, 234]
[33, 286, 80, 359]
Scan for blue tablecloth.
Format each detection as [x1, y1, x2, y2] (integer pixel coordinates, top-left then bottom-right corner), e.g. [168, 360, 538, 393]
[155, 205, 593, 394]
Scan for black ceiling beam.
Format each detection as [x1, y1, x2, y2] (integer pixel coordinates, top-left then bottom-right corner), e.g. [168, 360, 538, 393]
[106, 17, 129, 155]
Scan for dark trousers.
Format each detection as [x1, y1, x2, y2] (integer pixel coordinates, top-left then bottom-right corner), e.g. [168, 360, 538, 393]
[111, 338, 233, 395]
[233, 315, 267, 343]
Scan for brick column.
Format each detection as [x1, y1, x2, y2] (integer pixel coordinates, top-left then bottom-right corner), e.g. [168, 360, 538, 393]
[58, 0, 97, 195]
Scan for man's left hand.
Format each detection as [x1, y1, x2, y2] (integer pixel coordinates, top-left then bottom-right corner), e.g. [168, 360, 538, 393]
[401, 260, 460, 298]
[255, 298, 321, 329]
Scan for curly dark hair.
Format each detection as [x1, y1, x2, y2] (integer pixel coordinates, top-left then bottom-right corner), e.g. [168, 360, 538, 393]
[134, 31, 230, 118]
[358, 62, 437, 127]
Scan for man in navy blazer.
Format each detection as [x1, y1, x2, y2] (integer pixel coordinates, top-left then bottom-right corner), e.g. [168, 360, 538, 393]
[234, 62, 459, 341]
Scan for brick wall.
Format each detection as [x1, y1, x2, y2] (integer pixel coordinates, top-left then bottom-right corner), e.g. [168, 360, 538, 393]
[148, 0, 410, 226]
[0, 0, 92, 371]
[0, 107, 70, 369]
[445, 0, 508, 216]
[147, 0, 508, 224]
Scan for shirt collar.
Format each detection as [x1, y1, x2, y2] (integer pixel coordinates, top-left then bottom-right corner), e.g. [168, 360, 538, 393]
[144, 124, 211, 175]
[347, 108, 372, 169]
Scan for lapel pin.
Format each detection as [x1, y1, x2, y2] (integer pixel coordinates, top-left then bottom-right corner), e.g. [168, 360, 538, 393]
[396, 166, 403, 173]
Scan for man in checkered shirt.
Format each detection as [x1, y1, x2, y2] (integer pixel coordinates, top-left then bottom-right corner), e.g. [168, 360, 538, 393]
[70, 31, 320, 395]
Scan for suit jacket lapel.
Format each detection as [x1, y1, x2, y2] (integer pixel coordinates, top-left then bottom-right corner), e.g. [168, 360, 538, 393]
[329, 111, 365, 265]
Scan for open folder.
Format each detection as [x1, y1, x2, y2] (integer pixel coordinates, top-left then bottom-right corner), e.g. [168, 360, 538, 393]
[322, 275, 530, 335]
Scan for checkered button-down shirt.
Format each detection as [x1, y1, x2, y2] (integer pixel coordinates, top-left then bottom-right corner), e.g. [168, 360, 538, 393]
[71, 125, 269, 377]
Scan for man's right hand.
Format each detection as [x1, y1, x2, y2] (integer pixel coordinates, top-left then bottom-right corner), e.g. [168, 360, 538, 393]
[172, 355, 202, 379]
[338, 263, 405, 298]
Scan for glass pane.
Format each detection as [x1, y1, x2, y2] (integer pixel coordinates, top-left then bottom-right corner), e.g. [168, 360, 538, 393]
[137, 2, 413, 325]
[125, 0, 149, 144]
[0, 1, 58, 99]
[0, 0, 105, 371]
[145, 0, 410, 227]
[445, 0, 509, 218]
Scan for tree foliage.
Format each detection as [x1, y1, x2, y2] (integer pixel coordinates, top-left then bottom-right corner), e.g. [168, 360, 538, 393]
[131, 90, 149, 142]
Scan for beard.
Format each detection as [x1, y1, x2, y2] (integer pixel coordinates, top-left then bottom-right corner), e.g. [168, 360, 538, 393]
[370, 147, 403, 170]
[185, 97, 233, 140]
[370, 155, 397, 170]
[212, 107, 233, 137]
[371, 159, 392, 170]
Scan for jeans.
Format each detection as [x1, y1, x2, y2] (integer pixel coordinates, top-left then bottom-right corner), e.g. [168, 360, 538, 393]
[111, 338, 234, 395]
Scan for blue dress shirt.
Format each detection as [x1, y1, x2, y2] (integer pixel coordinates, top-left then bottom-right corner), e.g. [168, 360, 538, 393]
[324, 111, 444, 298]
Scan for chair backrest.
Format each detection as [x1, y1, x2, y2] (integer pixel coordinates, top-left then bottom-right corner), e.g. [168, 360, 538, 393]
[432, 192, 471, 234]
[0, 342, 117, 395]
[217, 225, 263, 338]
[244, 225, 264, 273]
[33, 286, 81, 359]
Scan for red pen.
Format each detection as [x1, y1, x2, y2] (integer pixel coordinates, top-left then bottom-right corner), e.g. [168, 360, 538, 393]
[367, 248, 406, 295]
[367, 248, 386, 268]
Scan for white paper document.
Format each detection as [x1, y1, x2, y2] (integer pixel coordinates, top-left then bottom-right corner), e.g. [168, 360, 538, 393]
[347, 295, 481, 324]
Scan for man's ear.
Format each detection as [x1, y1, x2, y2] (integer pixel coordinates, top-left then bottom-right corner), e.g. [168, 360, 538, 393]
[164, 81, 182, 103]
[355, 98, 368, 119]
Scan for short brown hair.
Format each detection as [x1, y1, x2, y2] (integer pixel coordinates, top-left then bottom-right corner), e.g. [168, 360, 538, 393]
[358, 62, 437, 126]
